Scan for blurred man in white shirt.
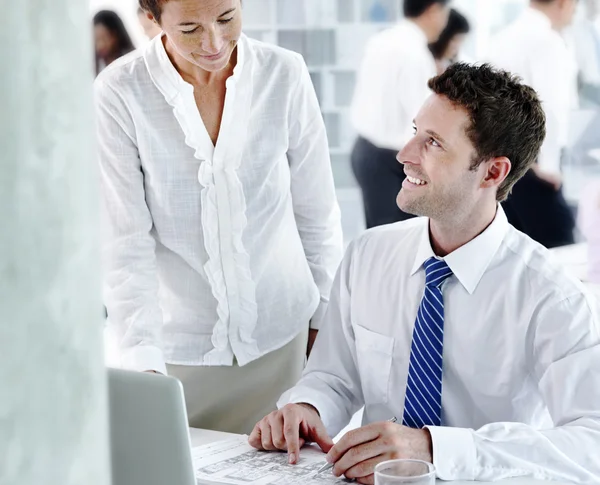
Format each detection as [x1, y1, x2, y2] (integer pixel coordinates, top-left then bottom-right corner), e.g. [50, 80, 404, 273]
[137, 6, 162, 40]
[568, 0, 600, 105]
[350, 0, 450, 228]
[250, 63, 600, 484]
[488, 0, 578, 248]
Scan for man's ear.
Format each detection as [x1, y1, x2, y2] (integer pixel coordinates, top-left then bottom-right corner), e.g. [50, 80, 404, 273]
[481, 157, 511, 190]
[146, 11, 158, 24]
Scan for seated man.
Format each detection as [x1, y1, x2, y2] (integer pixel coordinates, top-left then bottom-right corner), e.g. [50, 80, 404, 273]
[249, 63, 600, 484]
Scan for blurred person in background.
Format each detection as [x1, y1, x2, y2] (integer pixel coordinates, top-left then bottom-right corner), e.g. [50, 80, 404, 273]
[350, 0, 450, 229]
[568, 0, 600, 106]
[94, 10, 135, 75]
[488, 0, 578, 248]
[578, 180, 600, 282]
[429, 8, 470, 75]
[94, 0, 343, 434]
[138, 6, 162, 40]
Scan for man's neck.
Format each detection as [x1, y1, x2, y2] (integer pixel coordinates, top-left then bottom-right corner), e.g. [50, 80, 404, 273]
[409, 17, 432, 44]
[530, 1, 559, 30]
[429, 201, 498, 257]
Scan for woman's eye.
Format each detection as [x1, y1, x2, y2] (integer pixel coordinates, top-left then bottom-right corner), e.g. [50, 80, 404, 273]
[218, 18, 233, 24]
[182, 27, 199, 34]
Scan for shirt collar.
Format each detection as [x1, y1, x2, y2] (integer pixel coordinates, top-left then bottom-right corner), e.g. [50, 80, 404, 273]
[410, 205, 510, 294]
[522, 7, 553, 32]
[144, 32, 248, 102]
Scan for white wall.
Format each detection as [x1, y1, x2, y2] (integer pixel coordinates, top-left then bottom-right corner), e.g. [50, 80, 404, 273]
[0, 1, 110, 484]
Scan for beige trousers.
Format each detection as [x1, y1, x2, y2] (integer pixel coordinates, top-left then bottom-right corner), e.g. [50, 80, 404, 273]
[167, 327, 308, 435]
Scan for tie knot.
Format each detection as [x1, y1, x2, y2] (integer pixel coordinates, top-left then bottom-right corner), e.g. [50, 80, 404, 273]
[424, 257, 453, 288]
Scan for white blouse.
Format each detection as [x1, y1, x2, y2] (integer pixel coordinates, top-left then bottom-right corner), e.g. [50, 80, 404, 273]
[94, 34, 343, 375]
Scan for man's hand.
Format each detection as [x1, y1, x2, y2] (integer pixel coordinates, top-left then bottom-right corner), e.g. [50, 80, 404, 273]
[307, 329, 319, 357]
[248, 403, 334, 465]
[325, 422, 433, 485]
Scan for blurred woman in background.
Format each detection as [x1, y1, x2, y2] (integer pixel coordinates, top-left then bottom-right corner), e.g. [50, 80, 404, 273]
[94, 10, 135, 75]
[429, 8, 470, 74]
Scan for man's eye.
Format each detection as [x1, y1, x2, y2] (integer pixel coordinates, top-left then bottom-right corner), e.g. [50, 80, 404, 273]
[428, 137, 440, 148]
[182, 27, 199, 34]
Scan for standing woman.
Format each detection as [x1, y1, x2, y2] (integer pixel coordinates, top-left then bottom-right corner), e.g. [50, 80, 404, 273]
[94, 0, 343, 434]
[93, 10, 135, 75]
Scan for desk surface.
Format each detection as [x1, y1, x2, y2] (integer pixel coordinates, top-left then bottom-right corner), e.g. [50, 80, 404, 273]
[189, 428, 571, 485]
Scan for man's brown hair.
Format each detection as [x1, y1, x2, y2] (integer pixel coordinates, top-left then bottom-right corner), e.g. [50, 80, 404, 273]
[428, 63, 546, 201]
[139, 0, 166, 22]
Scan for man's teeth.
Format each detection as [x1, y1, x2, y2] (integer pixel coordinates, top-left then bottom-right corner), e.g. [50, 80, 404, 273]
[407, 176, 427, 185]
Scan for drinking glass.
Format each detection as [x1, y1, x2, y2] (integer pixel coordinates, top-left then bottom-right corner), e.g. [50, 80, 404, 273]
[374, 459, 436, 485]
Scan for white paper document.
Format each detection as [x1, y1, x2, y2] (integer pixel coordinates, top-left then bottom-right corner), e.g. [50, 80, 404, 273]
[192, 436, 352, 485]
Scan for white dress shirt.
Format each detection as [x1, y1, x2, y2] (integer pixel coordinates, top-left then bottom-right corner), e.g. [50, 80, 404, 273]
[350, 20, 437, 151]
[488, 8, 578, 176]
[281, 207, 600, 483]
[94, 34, 343, 375]
[568, 18, 600, 86]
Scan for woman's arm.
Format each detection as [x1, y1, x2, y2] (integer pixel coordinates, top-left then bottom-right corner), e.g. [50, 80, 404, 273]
[286, 56, 344, 331]
[95, 79, 166, 375]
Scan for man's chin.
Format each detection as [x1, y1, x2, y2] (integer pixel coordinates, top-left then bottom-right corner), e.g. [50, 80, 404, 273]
[397, 195, 421, 217]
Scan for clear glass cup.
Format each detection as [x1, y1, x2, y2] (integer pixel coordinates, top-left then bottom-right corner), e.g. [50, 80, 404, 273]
[374, 459, 436, 485]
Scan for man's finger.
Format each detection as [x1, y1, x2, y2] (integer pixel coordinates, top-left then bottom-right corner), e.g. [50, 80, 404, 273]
[357, 474, 375, 485]
[248, 423, 262, 449]
[326, 424, 381, 465]
[313, 420, 334, 454]
[333, 440, 384, 477]
[282, 412, 302, 464]
[269, 413, 287, 450]
[260, 422, 277, 451]
[343, 456, 385, 480]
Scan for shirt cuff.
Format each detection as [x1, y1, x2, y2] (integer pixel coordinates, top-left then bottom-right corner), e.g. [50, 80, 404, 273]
[120, 345, 167, 375]
[426, 426, 477, 481]
[310, 300, 328, 330]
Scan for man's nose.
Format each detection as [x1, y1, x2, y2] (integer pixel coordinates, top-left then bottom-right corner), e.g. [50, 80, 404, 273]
[397, 139, 419, 166]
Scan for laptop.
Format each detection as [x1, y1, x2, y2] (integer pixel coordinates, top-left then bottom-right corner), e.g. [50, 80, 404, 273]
[108, 368, 197, 485]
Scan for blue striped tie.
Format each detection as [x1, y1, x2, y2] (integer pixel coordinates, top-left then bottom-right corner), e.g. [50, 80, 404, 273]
[402, 257, 453, 429]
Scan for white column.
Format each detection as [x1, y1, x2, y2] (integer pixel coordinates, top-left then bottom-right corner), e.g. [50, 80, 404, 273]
[0, 2, 110, 485]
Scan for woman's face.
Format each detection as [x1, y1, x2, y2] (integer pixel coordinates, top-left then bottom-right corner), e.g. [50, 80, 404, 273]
[158, 0, 242, 73]
[443, 33, 466, 61]
[94, 24, 118, 59]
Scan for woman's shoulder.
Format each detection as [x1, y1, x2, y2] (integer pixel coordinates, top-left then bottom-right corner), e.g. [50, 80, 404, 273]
[95, 48, 148, 91]
[244, 35, 305, 74]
